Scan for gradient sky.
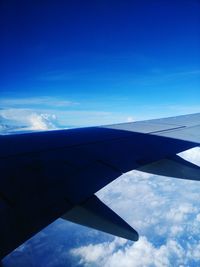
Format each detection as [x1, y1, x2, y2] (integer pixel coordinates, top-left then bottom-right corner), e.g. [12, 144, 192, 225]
[1, 0, 200, 123]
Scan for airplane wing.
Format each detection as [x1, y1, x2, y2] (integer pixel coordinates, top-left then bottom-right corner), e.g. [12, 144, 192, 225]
[0, 113, 200, 259]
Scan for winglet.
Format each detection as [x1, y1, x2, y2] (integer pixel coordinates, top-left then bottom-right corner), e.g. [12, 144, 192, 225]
[62, 195, 139, 241]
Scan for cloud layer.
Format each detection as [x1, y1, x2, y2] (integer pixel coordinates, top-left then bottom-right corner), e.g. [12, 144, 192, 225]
[0, 96, 136, 131]
[71, 148, 200, 266]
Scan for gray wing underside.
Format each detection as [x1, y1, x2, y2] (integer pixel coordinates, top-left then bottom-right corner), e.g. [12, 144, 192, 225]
[0, 113, 200, 258]
[105, 112, 200, 179]
[105, 112, 200, 143]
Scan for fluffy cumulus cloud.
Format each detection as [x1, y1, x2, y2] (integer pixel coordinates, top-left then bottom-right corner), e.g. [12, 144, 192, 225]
[0, 109, 59, 133]
[71, 148, 200, 266]
[25, 113, 58, 130]
[0, 96, 77, 133]
[71, 236, 187, 267]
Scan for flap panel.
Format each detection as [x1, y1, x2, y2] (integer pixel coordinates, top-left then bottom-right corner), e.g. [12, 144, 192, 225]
[138, 155, 200, 181]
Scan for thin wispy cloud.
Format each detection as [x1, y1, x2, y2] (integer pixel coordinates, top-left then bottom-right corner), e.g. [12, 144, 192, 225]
[128, 68, 200, 88]
[167, 69, 200, 77]
[0, 97, 78, 108]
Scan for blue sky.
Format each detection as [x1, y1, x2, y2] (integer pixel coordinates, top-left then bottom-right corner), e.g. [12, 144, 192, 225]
[1, 0, 200, 125]
[1, 1, 200, 266]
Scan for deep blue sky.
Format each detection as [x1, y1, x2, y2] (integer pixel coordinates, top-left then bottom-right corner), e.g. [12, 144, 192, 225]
[0, 0, 200, 119]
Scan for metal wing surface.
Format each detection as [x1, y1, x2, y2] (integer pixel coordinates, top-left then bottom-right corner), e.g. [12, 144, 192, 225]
[0, 113, 200, 259]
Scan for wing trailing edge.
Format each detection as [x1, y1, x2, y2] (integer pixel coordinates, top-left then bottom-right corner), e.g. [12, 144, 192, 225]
[138, 155, 200, 181]
[62, 195, 138, 241]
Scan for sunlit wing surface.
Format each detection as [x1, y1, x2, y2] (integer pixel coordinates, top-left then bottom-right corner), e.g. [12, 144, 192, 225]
[0, 113, 200, 259]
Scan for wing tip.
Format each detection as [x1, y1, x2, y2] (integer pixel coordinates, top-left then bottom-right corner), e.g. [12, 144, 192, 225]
[132, 231, 139, 242]
[121, 226, 139, 242]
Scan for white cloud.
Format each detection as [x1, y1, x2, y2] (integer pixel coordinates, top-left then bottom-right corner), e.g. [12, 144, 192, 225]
[71, 236, 188, 267]
[166, 203, 197, 222]
[0, 108, 59, 133]
[179, 147, 200, 166]
[196, 214, 200, 222]
[71, 238, 126, 265]
[126, 116, 135, 122]
[27, 113, 57, 130]
[187, 243, 200, 261]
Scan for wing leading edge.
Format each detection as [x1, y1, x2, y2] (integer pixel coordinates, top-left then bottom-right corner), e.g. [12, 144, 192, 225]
[0, 113, 200, 259]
